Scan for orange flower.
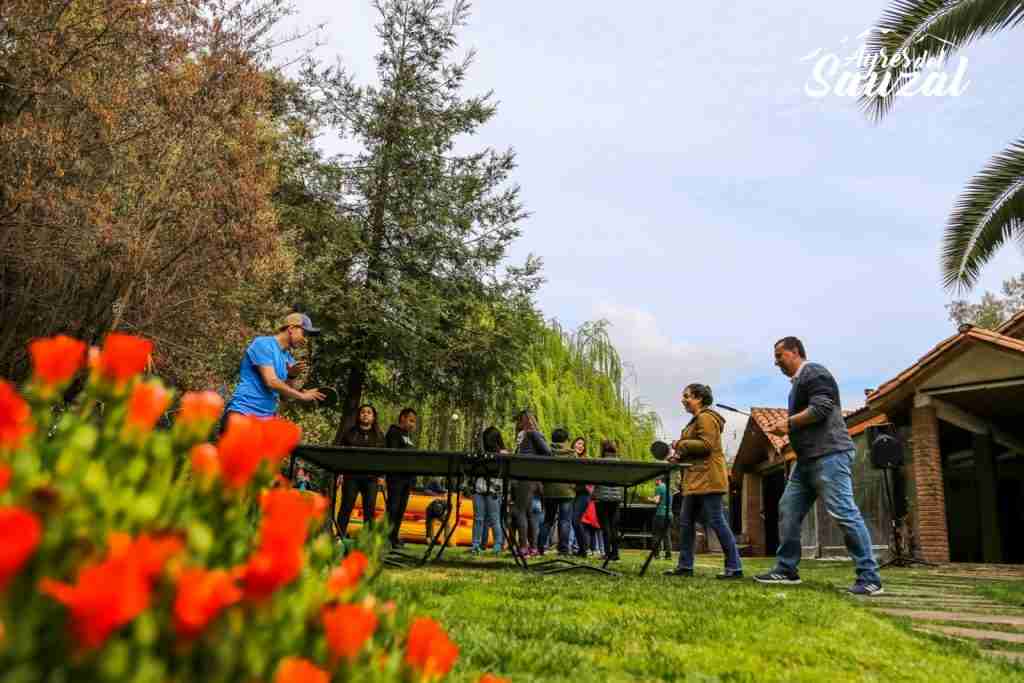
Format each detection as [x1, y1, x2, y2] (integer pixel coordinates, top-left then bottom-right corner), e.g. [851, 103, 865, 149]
[0, 381, 33, 453]
[39, 533, 182, 649]
[96, 334, 153, 385]
[216, 414, 266, 489]
[327, 551, 369, 595]
[405, 617, 459, 680]
[190, 443, 219, 479]
[176, 391, 224, 442]
[273, 657, 329, 683]
[238, 489, 323, 601]
[323, 603, 378, 661]
[0, 464, 10, 492]
[478, 676, 511, 683]
[260, 418, 302, 460]
[0, 507, 42, 591]
[123, 380, 171, 439]
[29, 335, 86, 391]
[173, 567, 242, 640]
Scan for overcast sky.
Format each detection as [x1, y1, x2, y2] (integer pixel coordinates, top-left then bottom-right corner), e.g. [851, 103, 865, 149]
[282, 1, 1023, 452]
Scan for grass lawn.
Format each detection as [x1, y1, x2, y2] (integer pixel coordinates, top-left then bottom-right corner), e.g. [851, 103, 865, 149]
[975, 580, 1024, 609]
[372, 550, 1024, 682]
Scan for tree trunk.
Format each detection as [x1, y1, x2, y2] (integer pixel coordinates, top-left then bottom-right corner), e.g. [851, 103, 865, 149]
[334, 361, 366, 444]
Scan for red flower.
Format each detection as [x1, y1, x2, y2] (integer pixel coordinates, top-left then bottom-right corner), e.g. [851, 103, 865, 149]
[405, 617, 459, 680]
[173, 567, 242, 640]
[0, 506, 42, 591]
[260, 418, 302, 460]
[123, 381, 171, 438]
[323, 603, 379, 661]
[0, 381, 34, 453]
[97, 334, 153, 384]
[327, 551, 369, 595]
[216, 414, 265, 489]
[479, 676, 511, 683]
[0, 464, 10, 492]
[29, 335, 86, 390]
[237, 546, 303, 601]
[273, 657, 329, 683]
[190, 443, 220, 479]
[238, 489, 324, 600]
[39, 532, 182, 649]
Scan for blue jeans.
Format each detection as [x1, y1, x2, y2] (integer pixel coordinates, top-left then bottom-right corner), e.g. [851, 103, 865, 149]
[677, 493, 742, 574]
[538, 499, 573, 553]
[776, 450, 881, 584]
[471, 493, 503, 551]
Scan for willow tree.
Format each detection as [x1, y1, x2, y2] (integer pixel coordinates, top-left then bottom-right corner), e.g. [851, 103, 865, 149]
[295, 0, 534, 439]
[858, 1, 1024, 291]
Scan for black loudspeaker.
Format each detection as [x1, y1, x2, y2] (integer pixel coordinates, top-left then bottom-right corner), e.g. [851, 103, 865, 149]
[650, 441, 671, 461]
[867, 423, 904, 469]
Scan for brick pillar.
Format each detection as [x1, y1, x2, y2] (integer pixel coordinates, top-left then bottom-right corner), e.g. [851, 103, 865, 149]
[911, 404, 950, 563]
[742, 472, 764, 556]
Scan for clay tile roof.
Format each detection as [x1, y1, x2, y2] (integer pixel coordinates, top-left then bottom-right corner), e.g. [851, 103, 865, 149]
[997, 309, 1024, 339]
[868, 325, 1024, 404]
[749, 407, 790, 453]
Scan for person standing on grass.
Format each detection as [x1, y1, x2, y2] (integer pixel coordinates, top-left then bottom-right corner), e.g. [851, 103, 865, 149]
[569, 437, 593, 557]
[665, 383, 743, 579]
[384, 407, 418, 549]
[593, 440, 624, 562]
[537, 428, 575, 556]
[335, 404, 384, 540]
[512, 410, 549, 557]
[756, 337, 883, 596]
[651, 476, 673, 560]
[469, 426, 507, 554]
[221, 312, 325, 429]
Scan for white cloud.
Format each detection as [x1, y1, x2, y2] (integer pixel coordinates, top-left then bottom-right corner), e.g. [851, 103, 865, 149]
[594, 303, 752, 455]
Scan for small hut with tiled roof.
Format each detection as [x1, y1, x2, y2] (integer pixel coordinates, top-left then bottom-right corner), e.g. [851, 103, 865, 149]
[851, 316, 1024, 564]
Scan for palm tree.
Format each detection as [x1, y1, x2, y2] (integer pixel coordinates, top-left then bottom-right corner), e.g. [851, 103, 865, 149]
[859, 1, 1024, 291]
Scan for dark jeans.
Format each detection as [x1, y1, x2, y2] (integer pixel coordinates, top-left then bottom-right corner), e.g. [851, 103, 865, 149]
[336, 476, 378, 539]
[653, 514, 672, 555]
[511, 481, 538, 550]
[571, 493, 592, 555]
[385, 475, 414, 544]
[595, 500, 620, 558]
[538, 498, 573, 553]
[677, 493, 742, 573]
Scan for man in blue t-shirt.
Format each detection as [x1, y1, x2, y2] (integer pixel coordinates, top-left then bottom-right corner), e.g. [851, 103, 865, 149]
[223, 312, 326, 424]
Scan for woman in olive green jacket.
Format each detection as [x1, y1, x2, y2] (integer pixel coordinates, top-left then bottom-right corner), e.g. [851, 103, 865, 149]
[665, 383, 743, 579]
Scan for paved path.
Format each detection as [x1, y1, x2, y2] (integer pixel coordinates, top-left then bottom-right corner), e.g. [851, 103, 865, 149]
[849, 564, 1024, 665]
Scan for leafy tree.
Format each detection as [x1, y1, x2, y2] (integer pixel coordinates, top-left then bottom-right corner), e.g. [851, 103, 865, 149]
[0, 0, 295, 389]
[947, 272, 1024, 328]
[293, 0, 537, 440]
[858, 1, 1024, 291]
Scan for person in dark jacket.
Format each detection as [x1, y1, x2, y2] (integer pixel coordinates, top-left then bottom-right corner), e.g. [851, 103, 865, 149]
[569, 437, 593, 557]
[538, 428, 575, 555]
[335, 404, 384, 539]
[756, 337, 882, 596]
[593, 440, 624, 561]
[384, 407, 417, 549]
[512, 410, 549, 557]
[665, 383, 743, 579]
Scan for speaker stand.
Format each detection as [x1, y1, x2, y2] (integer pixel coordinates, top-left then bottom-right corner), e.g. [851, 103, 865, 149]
[879, 467, 936, 569]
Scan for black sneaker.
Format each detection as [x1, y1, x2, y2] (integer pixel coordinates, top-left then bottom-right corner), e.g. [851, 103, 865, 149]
[664, 568, 693, 577]
[753, 570, 801, 585]
[716, 571, 744, 580]
[848, 581, 884, 596]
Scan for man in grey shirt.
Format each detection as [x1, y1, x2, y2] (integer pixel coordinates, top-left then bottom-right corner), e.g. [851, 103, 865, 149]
[754, 336, 883, 596]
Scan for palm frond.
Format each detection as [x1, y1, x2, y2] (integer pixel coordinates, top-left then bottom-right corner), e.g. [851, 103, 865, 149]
[942, 138, 1024, 291]
[859, 0, 1024, 121]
